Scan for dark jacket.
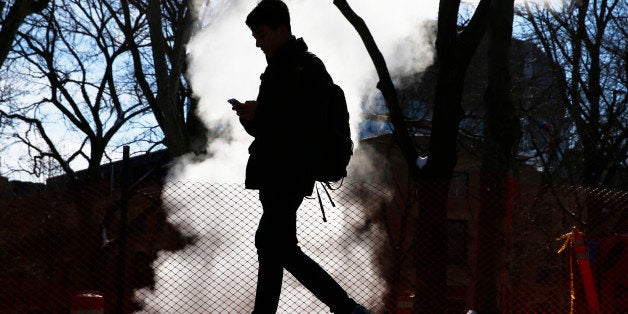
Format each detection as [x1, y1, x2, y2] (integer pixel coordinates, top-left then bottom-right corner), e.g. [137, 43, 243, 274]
[241, 37, 334, 196]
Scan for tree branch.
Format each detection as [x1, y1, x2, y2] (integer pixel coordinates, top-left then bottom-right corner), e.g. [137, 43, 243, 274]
[0, 109, 77, 179]
[0, 0, 51, 67]
[333, 0, 419, 177]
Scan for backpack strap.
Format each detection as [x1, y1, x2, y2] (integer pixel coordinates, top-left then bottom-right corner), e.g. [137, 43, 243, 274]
[315, 182, 339, 222]
[321, 182, 336, 207]
[316, 184, 327, 222]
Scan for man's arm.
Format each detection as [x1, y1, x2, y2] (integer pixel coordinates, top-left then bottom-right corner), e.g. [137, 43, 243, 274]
[235, 101, 259, 136]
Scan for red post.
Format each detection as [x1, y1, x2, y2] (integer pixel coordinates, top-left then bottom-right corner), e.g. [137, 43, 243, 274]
[572, 228, 600, 314]
[71, 290, 104, 314]
[396, 290, 414, 314]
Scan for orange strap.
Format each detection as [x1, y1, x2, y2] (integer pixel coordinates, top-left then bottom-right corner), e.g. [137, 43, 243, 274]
[557, 231, 576, 314]
[557, 227, 600, 314]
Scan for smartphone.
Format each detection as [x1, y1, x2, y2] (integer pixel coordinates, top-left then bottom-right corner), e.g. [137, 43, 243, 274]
[227, 98, 242, 107]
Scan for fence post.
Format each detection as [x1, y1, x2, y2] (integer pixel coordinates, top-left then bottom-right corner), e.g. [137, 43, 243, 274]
[116, 146, 130, 314]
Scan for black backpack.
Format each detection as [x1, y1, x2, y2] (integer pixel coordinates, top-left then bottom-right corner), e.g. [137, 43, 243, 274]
[300, 52, 352, 221]
[314, 83, 353, 183]
[312, 82, 353, 222]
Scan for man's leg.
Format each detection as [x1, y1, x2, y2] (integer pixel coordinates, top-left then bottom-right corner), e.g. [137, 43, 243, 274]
[284, 248, 359, 313]
[252, 253, 283, 313]
[252, 189, 301, 314]
[253, 189, 358, 313]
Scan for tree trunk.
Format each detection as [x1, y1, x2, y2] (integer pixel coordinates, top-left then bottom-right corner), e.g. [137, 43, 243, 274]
[145, 0, 191, 157]
[412, 1, 489, 312]
[473, 0, 518, 312]
[334, 1, 489, 311]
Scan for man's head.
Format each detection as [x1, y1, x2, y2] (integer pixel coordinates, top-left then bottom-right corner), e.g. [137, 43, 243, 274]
[246, 0, 292, 58]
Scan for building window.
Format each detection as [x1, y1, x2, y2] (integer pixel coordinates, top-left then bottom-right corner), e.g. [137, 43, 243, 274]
[449, 171, 469, 199]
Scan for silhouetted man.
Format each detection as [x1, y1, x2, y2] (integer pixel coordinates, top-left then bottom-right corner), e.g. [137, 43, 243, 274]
[231, 1, 369, 313]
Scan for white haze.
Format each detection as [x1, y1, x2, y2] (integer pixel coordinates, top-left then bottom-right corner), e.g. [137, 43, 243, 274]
[136, 1, 439, 313]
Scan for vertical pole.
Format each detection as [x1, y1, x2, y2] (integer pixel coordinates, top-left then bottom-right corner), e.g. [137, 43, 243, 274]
[116, 146, 130, 314]
[110, 157, 115, 195]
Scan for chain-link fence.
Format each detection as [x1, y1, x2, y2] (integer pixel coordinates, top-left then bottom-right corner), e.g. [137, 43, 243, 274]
[0, 178, 625, 313]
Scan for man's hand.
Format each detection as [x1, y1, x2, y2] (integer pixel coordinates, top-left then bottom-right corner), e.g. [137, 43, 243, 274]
[233, 100, 258, 121]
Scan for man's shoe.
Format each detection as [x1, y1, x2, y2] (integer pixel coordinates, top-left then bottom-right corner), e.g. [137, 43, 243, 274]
[352, 305, 371, 314]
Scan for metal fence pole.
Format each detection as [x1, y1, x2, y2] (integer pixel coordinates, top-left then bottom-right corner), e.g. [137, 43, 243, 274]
[116, 146, 130, 313]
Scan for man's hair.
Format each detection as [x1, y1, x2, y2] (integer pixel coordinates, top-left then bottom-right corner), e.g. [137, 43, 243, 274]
[246, 0, 291, 33]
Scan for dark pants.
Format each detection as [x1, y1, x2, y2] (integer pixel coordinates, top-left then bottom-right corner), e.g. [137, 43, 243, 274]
[252, 188, 357, 314]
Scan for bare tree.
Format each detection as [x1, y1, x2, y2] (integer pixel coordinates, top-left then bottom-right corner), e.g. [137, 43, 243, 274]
[0, 0, 50, 68]
[0, 1, 51, 177]
[335, 0, 490, 311]
[107, 0, 208, 158]
[1, 0, 160, 181]
[1, 0, 209, 181]
[518, 0, 627, 188]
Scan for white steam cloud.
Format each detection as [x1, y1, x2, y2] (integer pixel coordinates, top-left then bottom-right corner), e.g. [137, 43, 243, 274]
[137, 0, 438, 312]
